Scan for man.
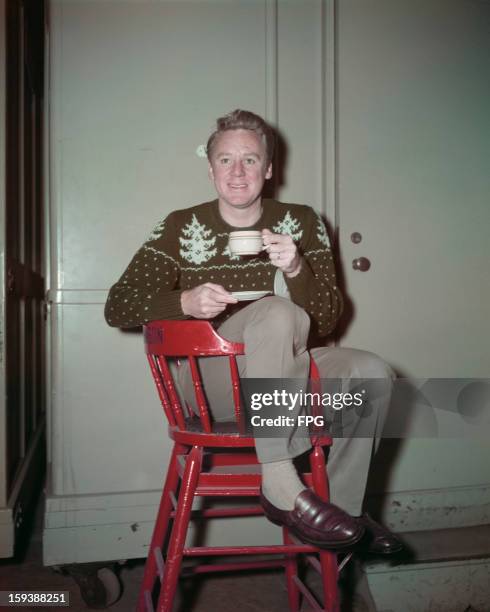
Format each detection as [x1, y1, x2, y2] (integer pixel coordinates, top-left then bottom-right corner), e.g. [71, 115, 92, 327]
[105, 109, 401, 554]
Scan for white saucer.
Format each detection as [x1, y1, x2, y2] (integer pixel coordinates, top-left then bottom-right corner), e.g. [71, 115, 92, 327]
[231, 290, 272, 302]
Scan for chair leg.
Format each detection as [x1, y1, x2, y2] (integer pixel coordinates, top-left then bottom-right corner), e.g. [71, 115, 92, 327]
[309, 446, 329, 502]
[319, 551, 339, 612]
[283, 527, 300, 612]
[310, 446, 340, 611]
[137, 443, 187, 612]
[157, 445, 203, 612]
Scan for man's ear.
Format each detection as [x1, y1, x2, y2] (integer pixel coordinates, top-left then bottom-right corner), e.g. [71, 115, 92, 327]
[208, 163, 214, 180]
[265, 163, 273, 180]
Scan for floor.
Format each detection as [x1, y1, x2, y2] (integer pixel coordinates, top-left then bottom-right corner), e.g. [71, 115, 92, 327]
[0, 492, 371, 612]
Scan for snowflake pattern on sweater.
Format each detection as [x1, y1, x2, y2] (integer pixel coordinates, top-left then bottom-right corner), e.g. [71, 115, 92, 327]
[105, 199, 343, 337]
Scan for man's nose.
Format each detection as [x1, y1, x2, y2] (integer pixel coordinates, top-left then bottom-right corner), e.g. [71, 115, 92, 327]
[231, 160, 245, 176]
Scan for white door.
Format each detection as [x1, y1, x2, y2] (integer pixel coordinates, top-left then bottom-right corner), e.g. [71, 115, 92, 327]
[336, 0, 490, 501]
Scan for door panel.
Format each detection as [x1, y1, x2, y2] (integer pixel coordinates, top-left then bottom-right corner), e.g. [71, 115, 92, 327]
[336, 0, 490, 491]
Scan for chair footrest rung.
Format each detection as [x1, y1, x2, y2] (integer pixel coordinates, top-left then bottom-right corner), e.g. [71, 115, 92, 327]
[169, 490, 178, 510]
[182, 558, 285, 576]
[305, 552, 322, 574]
[170, 505, 264, 520]
[144, 590, 154, 612]
[195, 485, 260, 496]
[183, 543, 318, 556]
[153, 546, 165, 581]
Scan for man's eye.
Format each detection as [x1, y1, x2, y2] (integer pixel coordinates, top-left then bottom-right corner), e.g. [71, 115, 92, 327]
[245, 158, 256, 165]
[220, 158, 230, 164]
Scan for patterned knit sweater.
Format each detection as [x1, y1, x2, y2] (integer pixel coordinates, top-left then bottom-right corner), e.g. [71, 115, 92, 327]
[105, 199, 343, 337]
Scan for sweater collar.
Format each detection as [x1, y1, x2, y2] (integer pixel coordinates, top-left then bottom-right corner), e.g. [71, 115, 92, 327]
[210, 198, 276, 232]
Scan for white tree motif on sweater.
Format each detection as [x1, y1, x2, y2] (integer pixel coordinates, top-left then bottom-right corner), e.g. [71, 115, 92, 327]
[179, 214, 217, 264]
[315, 213, 331, 247]
[146, 218, 166, 242]
[273, 211, 303, 241]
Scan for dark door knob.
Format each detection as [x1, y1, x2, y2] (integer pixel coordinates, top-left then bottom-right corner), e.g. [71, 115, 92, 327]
[352, 257, 371, 272]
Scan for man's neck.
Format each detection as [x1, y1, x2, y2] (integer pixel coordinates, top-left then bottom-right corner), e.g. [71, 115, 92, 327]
[218, 200, 264, 228]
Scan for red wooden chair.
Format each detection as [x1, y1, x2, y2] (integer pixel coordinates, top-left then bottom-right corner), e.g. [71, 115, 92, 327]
[137, 320, 343, 612]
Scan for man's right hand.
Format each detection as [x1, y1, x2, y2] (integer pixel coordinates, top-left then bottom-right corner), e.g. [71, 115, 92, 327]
[181, 283, 238, 319]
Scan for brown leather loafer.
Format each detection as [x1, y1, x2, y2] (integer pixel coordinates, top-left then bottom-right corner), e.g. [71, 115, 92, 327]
[260, 489, 365, 550]
[359, 513, 403, 554]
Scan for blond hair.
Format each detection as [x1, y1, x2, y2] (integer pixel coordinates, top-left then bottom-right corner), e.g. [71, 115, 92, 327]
[206, 109, 275, 165]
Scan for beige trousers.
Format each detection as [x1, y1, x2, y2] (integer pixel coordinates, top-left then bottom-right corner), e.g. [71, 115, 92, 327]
[178, 296, 394, 515]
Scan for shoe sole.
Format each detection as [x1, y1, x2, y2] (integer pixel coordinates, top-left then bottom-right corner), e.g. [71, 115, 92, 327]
[265, 515, 365, 551]
[365, 542, 404, 555]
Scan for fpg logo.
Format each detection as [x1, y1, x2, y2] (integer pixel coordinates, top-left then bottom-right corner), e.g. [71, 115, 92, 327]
[297, 415, 325, 427]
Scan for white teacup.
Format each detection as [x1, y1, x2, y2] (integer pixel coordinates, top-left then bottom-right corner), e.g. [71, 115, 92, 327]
[228, 230, 263, 256]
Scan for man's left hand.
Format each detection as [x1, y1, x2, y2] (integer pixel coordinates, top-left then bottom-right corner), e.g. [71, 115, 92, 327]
[262, 228, 302, 278]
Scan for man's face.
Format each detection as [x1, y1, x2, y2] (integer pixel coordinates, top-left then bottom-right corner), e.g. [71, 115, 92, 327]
[208, 129, 272, 214]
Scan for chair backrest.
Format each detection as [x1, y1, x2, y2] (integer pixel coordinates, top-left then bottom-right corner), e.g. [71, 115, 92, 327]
[143, 320, 245, 434]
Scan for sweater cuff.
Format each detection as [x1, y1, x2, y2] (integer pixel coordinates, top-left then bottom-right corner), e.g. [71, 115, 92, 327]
[284, 258, 316, 303]
[147, 290, 190, 322]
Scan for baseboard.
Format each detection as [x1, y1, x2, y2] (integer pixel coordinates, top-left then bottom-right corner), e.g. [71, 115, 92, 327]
[366, 483, 490, 531]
